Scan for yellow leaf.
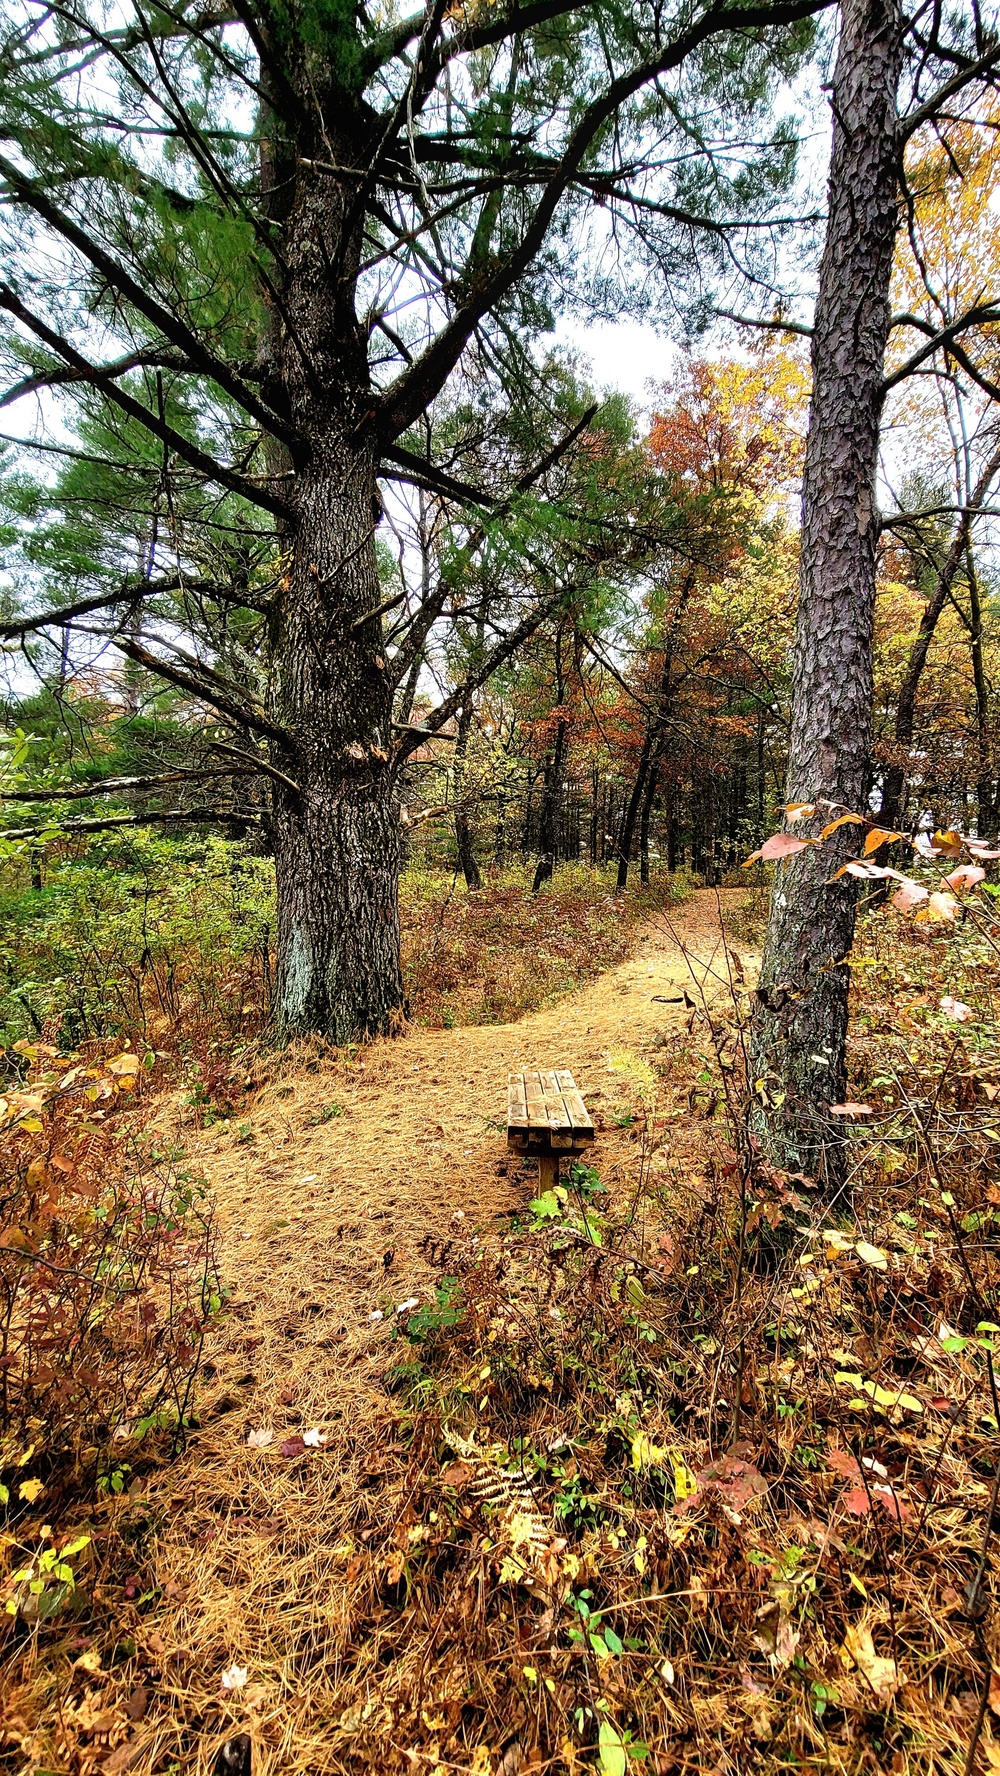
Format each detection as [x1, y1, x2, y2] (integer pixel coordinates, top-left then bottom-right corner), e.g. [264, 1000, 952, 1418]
[670, 1452, 698, 1500]
[107, 1053, 140, 1075]
[855, 1241, 888, 1270]
[631, 1431, 668, 1470]
[861, 1380, 923, 1413]
[820, 812, 866, 839]
[18, 1478, 44, 1502]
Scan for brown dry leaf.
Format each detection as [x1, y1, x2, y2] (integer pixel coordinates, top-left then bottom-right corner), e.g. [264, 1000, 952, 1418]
[841, 1624, 903, 1701]
[102, 1741, 142, 1775]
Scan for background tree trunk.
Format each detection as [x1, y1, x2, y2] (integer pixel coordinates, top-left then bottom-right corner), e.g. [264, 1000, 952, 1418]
[453, 702, 483, 889]
[879, 444, 1000, 834]
[749, 0, 904, 1187]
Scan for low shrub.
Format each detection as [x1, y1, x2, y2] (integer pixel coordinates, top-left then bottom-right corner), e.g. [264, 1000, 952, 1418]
[0, 1039, 223, 1637]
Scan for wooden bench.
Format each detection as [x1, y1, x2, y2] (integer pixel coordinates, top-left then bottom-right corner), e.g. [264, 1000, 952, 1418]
[507, 1069, 595, 1190]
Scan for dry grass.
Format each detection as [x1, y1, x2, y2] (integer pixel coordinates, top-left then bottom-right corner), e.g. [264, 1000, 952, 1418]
[5, 887, 1000, 1776]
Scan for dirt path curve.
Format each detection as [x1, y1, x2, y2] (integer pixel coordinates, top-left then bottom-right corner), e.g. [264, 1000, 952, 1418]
[139, 889, 749, 1773]
[193, 887, 746, 1327]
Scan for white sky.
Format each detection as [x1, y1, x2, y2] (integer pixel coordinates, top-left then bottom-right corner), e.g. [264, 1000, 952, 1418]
[554, 318, 681, 419]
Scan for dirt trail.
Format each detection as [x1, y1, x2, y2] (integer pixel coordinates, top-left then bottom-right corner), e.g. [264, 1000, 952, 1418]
[133, 889, 748, 1773]
[188, 889, 747, 1347]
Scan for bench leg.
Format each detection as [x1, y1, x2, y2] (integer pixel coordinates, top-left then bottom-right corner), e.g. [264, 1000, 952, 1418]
[537, 1152, 558, 1192]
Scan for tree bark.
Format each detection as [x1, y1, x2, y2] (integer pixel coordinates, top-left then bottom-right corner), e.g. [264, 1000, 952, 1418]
[453, 701, 483, 889]
[262, 91, 406, 1042]
[532, 716, 568, 893]
[967, 546, 994, 838]
[749, 0, 904, 1187]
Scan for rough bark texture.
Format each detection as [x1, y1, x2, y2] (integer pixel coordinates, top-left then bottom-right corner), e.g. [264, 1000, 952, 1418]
[749, 0, 903, 1185]
[263, 82, 405, 1043]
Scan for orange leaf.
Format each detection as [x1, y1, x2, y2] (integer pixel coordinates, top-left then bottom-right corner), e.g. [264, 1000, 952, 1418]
[863, 828, 904, 855]
[820, 813, 866, 840]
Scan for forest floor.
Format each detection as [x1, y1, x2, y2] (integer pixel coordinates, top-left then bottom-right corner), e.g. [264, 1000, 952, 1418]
[9, 885, 1000, 1776]
[78, 890, 747, 1776]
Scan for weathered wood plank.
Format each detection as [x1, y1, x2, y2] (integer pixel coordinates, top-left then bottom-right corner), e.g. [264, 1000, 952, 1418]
[507, 1067, 593, 1151]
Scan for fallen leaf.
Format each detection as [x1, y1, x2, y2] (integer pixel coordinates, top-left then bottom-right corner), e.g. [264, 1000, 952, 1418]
[246, 1428, 273, 1449]
[841, 1624, 903, 1701]
[827, 1449, 861, 1479]
[872, 1483, 912, 1524]
[940, 995, 974, 1023]
[855, 1241, 888, 1270]
[279, 1435, 306, 1459]
[220, 1665, 248, 1691]
[107, 1053, 140, 1076]
[829, 1102, 873, 1117]
[102, 1741, 143, 1775]
[598, 1719, 627, 1776]
[18, 1477, 44, 1502]
[302, 1428, 327, 1448]
[842, 1486, 871, 1515]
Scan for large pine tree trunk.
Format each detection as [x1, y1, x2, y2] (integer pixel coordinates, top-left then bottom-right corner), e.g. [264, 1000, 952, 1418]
[261, 101, 406, 1042]
[749, 0, 903, 1185]
[269, 435, 405, 1042]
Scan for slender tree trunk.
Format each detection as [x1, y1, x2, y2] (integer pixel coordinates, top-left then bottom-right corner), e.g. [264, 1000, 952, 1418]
[967, 546, 994, 837]
[749, 0, 904, 1186]
[666, 783, 678, 872]
[639, 758, 660, 885]
[616, 579, 692, 891]
[616, 733, 654, 890]
[532, 718, 568, 892]
[453, 701, 482, 889]
[880, 443, 1000, 833]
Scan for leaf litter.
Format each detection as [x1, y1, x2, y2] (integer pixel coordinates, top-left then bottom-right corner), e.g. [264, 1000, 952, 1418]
[7, 890, 1000, 1774]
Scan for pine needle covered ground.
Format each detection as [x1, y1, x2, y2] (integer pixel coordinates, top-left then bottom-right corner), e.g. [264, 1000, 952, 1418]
[3, 886, 1000, 1776]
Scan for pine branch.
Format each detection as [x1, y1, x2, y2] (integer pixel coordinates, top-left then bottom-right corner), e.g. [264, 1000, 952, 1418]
[0, 153, 300, 451]
[0, 347, 186, 411]
[376, 0, 838, 442]
[0, 808, 259, 840]
[113, 635, 289, 744]
[2, 768, 243, 801]
[0, 285, 292, 521]
[883, 304, 1000, 400]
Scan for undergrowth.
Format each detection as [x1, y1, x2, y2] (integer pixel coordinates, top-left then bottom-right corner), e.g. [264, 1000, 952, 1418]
[0, 840, 692, 1051]
[312, 881, 1000, 1774]
[0, 1042, 223, 1703]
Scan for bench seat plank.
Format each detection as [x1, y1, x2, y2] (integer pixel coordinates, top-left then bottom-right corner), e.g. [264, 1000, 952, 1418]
[506, 1069, 594, 1154]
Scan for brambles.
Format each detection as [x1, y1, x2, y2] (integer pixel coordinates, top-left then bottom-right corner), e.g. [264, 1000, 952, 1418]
[0, 1040, 223, 1636]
